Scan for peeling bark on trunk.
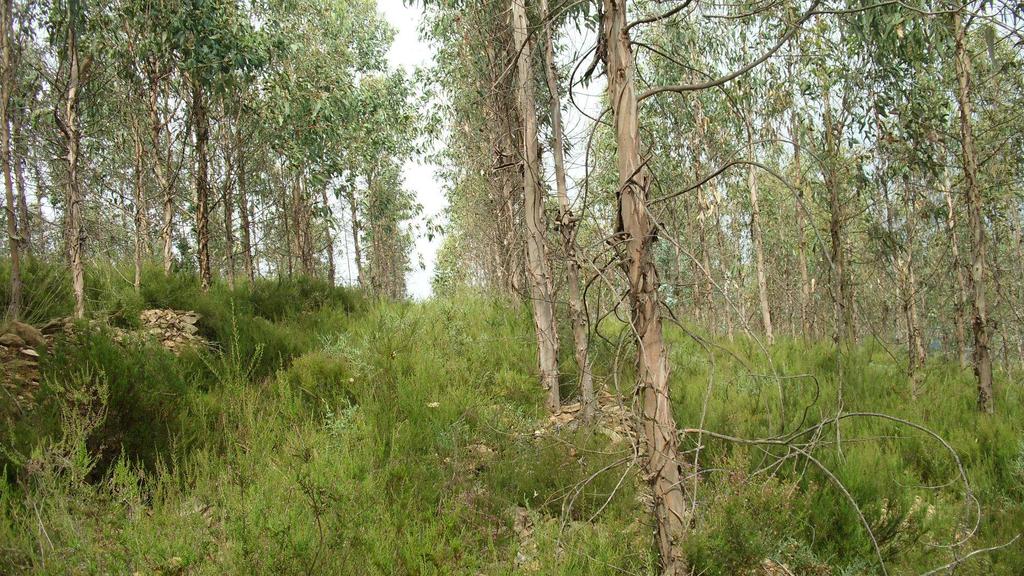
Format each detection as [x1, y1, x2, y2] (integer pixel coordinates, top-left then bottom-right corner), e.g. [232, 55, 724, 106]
[2, 0, 21, 320]
[953, 11, 994, 413]
[59, 3, 85, 319]
[601, 1, 690, 573]
[823, 94, 850, 345]
[540, 0, 593, 419]
[148, 77, 174, 276]
[512, 0, 560, 413]
[693, 102, 714, 326]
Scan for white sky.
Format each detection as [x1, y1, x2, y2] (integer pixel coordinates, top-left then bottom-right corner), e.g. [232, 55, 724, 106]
[374, 1, 603, 300]
[378, 0, 446, 300]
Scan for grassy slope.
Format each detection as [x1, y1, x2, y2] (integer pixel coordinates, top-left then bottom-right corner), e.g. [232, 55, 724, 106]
[1, 262, 1021, 575]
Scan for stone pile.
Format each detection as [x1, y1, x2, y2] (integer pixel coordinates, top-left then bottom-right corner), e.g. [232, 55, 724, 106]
[538, 389, 639, 446]
[139, 309, 206, 353]
[0, 321, 47, 416]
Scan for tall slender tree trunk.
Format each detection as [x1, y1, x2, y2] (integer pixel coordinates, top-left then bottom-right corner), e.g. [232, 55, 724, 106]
[512, 0, 560, 413]
[904, 180, 926, 390]
[942, 177, 969, 368]
[693, 101, 714, 327]
[540, 0, 593, 419]
[60, 2, 85, 319]
[791, 109, 811, 337]
[148, 77, 174, 276]
[131, 120, 145, 292]
[191, 79, 212, 291]
[321, 187, 336, 286]
[1, 0, 21, 320]
[237, 137, 254, 283]
[601, 1, 690, 573]
[347, 186, 363, 287]
[823, 94, 849, 345]
[953, 11, 993, 413]
[748, 157, 773, 343]
[12, 103, 30, 253]
[221, 124, 236, 289]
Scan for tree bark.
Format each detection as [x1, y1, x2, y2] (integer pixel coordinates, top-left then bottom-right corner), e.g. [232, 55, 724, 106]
[131, 119, 145, 292]
[12, 100, 30, 253]
[748, 158, 773, 343]
[903, 180, 926, 390]
[942, 177, 969, 368]
[601, 1, 690, 573]
[347, 186, 363, 287]
[540, 0, 593, 420]
[823, 93, 850, 345]
[192, 78, 212, 291]
[791, 109, 812, 337]
[952, 11, 994, 413]
[221, 122, 236, 289]
[321, 186, 336, 286]
[512, 0, 560, 413]
[1, 0, 21, 320]
[59, 1, 85, 319]
[237, 140, 254, 283]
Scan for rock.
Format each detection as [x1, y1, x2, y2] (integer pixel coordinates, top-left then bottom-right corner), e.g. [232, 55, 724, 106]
[40, 317, 68, 335]
[19, 348, 39, 359]
[10, 321, 46, 348]
[0, 332, 26, 348]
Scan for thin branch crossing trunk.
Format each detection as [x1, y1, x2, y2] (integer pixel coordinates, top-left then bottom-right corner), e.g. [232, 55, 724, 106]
[540, 0, 592, 419]
[601, 1, 690, 573]
[952, 11, 993, 413]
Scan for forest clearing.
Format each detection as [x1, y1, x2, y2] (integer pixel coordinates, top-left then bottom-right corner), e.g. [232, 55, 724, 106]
[1, 0, 1023, 574]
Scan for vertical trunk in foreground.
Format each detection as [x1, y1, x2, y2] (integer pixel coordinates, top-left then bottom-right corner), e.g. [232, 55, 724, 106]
[192, 79, 212, 291]
[61, 2, 86, 319]
[903, 181, 926, 390]
[148, 77, 175, 276]
[601, 1, 690, 573]
[540, 0, 593, 419]
[2, 0, 22, 320]
[511, 0, 560, 413]
[952, 12, 993, 413]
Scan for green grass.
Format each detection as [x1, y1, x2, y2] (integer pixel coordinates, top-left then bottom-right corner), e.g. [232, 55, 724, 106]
[1, 262, 1021, 574]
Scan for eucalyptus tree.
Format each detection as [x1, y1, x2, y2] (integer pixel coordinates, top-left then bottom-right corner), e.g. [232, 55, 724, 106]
[424, 0, 527, 297]
[2, 0, 22, 319]
[49, 0, 95, 318]
[512, 0, 560, 412]
[540, 0, 594, 420]
[166, 0, 265, 291]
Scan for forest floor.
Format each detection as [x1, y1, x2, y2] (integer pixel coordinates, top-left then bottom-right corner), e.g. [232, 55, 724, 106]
[1, 263, 1022, 575]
